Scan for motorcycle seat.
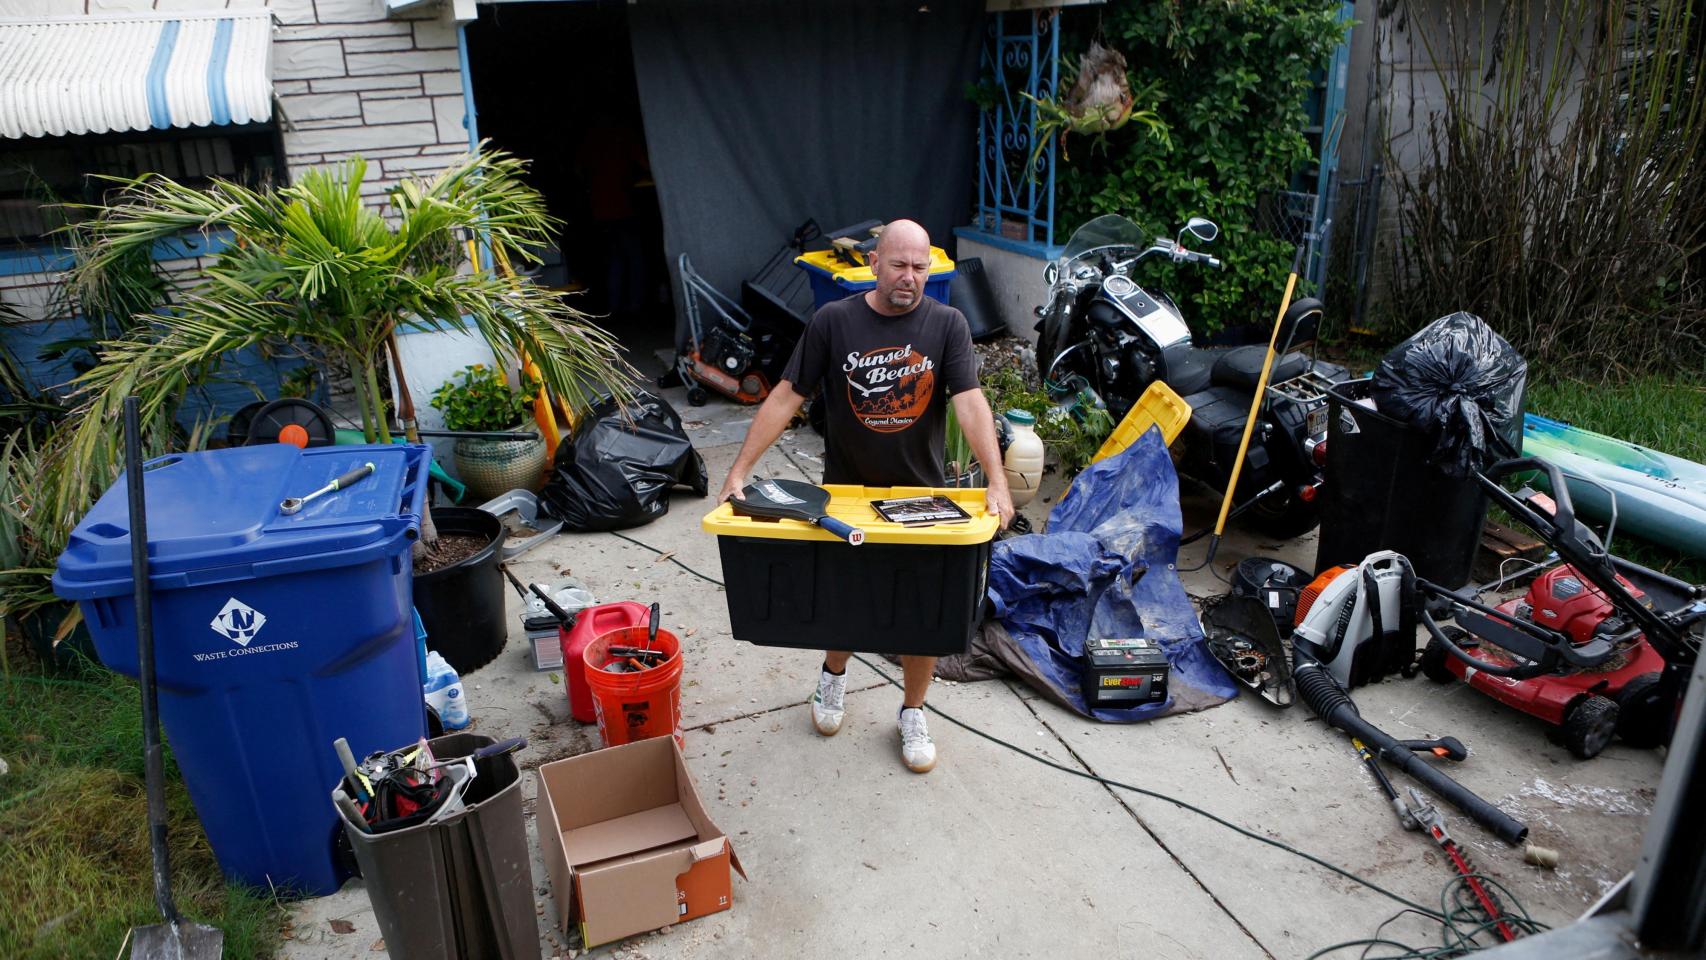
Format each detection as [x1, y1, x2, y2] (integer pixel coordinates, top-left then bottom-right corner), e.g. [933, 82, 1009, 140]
[1167, 350, 1216, 395]
[1212, 346, 1310, 391]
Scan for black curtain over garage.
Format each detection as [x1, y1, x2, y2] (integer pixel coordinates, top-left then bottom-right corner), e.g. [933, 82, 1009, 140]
[627, 0, 985, 338]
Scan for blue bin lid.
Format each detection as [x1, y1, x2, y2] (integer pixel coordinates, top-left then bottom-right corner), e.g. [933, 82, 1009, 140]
[53, 443, 428, 600]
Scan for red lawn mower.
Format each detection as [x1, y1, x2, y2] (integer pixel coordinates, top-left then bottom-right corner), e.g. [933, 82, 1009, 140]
[1415, 457, 1706, 759]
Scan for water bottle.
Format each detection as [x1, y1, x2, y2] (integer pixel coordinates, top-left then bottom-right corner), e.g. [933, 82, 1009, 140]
[1002, 409, 1045, 508]
[423, 650, 470, 730]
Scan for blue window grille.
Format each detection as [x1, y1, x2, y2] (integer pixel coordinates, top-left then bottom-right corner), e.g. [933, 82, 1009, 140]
[971, 10, 1059, 252]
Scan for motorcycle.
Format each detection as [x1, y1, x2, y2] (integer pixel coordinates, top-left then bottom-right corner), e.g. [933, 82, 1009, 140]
[1035, 214, 1346, 537]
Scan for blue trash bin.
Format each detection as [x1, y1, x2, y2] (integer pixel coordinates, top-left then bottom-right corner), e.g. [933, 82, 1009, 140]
[53, 442, 431, 895]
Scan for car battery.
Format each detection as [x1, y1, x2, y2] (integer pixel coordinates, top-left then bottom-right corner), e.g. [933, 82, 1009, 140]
[1081, 637, 1170, 707]
[519, 581, 595, 672]
[525, 614, 563, 671]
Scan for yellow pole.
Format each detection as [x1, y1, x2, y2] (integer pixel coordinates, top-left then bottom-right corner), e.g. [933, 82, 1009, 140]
[1209, 244, 1308, 543]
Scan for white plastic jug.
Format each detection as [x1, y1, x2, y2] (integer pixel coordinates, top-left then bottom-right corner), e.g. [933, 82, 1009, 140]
[423, 650, 470, 729]
[1002, 410, 1044, 508]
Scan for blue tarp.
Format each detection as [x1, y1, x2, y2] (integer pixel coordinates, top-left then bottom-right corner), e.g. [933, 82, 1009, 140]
[988, 426, 1237, 721]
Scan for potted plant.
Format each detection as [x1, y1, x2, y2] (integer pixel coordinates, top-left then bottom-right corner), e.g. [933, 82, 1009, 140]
[430, 363, 546, 501]
[943, 405, 986, 489]
[0, 372, 183, 671]
[55, 146, 632, 526]
[44, 147, 636, 671]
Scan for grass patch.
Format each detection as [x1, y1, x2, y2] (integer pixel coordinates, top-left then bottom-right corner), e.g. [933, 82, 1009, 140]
[1525, 376, 1706, 464]
[0, 651, 286, 959]
[1319, 341, 1706, 582]
[1522, 376, 1706, 584]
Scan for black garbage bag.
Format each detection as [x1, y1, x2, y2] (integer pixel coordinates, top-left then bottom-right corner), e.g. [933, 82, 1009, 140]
[539, 390, 708, 531]
[1372, 312, 1527, 478]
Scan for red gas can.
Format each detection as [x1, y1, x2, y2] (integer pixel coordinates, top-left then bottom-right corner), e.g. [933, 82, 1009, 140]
[561, 601, 650, 723]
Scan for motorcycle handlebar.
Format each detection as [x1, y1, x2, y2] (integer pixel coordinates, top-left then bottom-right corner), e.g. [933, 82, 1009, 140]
[1167, 245, 1222, 270]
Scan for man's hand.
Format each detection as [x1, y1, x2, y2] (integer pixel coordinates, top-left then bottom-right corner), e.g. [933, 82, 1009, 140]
[717, 471, 748, 504]
[715, 382, 806, 505]
[951, 389, 1015, 530]
[986, 482, 1015, 530]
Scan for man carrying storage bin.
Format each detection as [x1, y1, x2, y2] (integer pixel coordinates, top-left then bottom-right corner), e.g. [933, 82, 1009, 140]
[716, 219, 1013, 773]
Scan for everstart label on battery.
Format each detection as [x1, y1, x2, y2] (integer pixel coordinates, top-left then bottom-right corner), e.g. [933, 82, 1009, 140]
[1083, 636, 1171, 706]
[1100, 676, 1155, 687]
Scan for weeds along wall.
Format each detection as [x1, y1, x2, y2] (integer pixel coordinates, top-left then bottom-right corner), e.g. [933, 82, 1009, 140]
[1379, 0, 1706, 377]
[1053, 0, 1348, 336]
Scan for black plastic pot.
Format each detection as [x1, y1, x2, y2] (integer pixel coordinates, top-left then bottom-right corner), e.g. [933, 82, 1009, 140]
[17, 602, 102, 672]
[412, 507, 508, 675]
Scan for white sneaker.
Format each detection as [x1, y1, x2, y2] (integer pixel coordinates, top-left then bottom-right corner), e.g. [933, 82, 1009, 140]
[898, 707, 936, 773]
[811, 668, 847, 736]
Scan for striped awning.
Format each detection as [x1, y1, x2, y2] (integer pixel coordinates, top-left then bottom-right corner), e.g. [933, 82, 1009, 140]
[0, 11, 274, 140]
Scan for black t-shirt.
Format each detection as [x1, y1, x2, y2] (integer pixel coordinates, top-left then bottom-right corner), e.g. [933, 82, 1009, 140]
[780, 293, 980, 486]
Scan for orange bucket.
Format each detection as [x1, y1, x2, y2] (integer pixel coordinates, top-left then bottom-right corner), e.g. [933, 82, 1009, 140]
[582, 625, 684, 748]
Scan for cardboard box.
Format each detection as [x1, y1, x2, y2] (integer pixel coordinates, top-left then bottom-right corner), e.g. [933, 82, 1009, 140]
[538, 737, 745, 948]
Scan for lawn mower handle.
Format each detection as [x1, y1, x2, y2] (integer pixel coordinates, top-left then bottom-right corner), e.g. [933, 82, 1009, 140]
[1419, 610, 1548, 679]
[1476, 455, 1694, 662]
[1414, 580, 1588, 679]
[1476, 456, 1579, 545]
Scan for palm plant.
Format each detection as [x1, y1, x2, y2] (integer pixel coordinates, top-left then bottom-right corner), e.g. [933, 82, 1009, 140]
[1, 413, 198, 659]
[47, 146, 636, 545]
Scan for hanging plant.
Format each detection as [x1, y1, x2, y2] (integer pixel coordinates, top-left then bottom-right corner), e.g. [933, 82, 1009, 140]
[1024, 41, 1169, 170]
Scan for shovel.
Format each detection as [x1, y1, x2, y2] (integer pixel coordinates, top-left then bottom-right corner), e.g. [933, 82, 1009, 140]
[122, 397, 225, 960]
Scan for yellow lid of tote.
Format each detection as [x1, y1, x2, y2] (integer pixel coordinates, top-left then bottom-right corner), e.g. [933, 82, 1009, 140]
[1091, 380, 1192, 465]
[702, 485, 998, 546]
[793, 247, 956, 287]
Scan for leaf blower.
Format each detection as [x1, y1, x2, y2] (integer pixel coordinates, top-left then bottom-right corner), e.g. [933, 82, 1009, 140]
[1290, 551, 1529, 845]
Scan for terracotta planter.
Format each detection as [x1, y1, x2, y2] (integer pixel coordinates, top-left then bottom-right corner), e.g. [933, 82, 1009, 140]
[452, 430, 546, 502]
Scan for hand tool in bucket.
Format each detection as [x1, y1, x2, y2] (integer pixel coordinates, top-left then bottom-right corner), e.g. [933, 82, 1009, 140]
[731, 478, 864, 545]
[122, 396, 225, 959]
[333, 736, 526, 833]
[596, 604, 666, 676]
[279, 461, 375, 515]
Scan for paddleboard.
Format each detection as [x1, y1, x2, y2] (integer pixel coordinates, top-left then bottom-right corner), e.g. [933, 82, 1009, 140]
[1521, 413, 1706, 558]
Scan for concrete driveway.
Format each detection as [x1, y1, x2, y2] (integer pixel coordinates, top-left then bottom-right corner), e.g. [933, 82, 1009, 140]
[284, 389, 1661, 959]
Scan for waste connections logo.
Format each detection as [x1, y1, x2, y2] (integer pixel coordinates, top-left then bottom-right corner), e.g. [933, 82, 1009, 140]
[197, 598, 298, 661]
[210, 598, 267, 647]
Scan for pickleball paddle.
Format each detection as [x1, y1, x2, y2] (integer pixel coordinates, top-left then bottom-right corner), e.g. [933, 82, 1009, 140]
[731, 478, 865, 545]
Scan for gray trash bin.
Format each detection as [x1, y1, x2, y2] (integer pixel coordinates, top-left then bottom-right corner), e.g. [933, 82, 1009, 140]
[333, 733, 536, 960]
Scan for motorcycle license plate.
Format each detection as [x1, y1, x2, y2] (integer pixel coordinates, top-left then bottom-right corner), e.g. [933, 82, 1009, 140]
[1306, 405, 1328, 438]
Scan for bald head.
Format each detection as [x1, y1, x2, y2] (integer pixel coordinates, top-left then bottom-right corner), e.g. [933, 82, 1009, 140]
[867, 219, 932, 315]
[875, 219, 930, 257]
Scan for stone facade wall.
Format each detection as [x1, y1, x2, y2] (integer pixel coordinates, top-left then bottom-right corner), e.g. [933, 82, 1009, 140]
[268, 0, 472, 202]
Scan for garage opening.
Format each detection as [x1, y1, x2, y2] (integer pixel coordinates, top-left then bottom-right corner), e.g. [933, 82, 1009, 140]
[464, 1, 673, 364]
